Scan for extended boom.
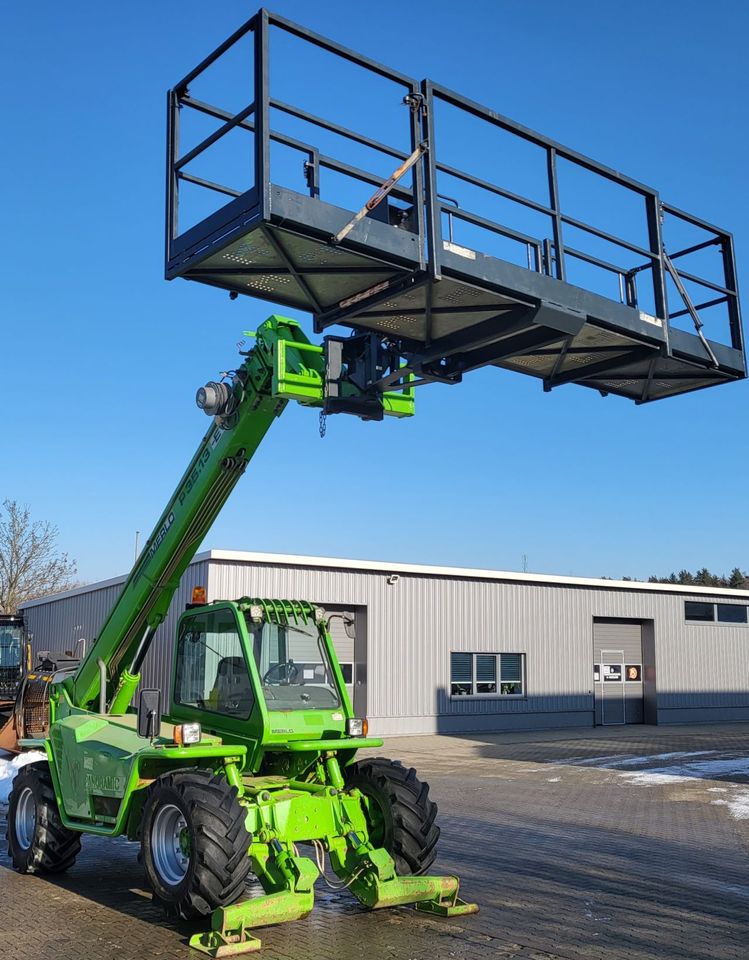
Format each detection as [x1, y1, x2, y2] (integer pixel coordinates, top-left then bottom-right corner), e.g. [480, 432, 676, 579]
[68, 316, 411, 715]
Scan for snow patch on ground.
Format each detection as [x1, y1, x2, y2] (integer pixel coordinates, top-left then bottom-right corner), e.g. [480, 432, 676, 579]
[610, 751, 718, 768]
[547, 777, 561, 782]
[555, 750, 749, 795]
[0, 750, 46, 810]
[618, 770, 692, 785]
[712, 791, 749, 820]
[557, 754, 637, 767]
[557, 750, 718, 770]
[619, 756, 749, 786]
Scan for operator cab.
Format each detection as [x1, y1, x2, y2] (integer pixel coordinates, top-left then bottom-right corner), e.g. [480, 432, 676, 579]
[171, 598, 359, 766]
[0, 621, 23, 668]
[0, 616, 27, 706]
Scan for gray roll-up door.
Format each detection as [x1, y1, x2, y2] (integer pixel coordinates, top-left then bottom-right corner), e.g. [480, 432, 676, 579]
[320, 605, 366, 717]
[327, 613, 354, 672]
[325, 606, 356, 701]
[593, 621, 643, 725]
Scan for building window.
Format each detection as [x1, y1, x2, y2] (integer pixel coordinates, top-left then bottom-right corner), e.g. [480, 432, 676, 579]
[450, 653, 525, 697]
[685, 601, 748, 624]
[500, 653, 524, 695]
[685, 601, 714, 622]
[476, 655, 497, 694]
[450, 653, 473, 696]
[717, 604, 748, 624]
[339, 662, 354, 684]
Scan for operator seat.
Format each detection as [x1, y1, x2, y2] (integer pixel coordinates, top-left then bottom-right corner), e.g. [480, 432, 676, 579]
[211, 656, 254, 717]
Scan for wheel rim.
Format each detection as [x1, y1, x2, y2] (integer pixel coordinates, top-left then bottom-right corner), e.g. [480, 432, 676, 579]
[15, 786, 36, 851]
[151, 803, 191, 887]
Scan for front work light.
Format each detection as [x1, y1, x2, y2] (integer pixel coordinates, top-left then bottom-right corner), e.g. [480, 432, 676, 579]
[347, 718, 368, 737]
[174, 722, 201, 746]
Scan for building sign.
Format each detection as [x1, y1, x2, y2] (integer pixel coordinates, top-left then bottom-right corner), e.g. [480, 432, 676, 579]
[593, 663, 600, 682]
[602, 664, 622, 682]
[626, 664, 642, 682]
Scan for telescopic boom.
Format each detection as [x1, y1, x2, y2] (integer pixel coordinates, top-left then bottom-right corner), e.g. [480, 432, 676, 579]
[67, 316, 412, 713]
[66, 315, 414, 713]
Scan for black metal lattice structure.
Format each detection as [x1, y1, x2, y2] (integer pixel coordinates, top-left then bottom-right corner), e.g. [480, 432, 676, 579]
[166, 9, 745, 404]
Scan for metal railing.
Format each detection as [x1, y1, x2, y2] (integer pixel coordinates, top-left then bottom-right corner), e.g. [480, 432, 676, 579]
[166, 11, 743, 360]
[166, 10, 425, 271]
[422, 81, 742, 354]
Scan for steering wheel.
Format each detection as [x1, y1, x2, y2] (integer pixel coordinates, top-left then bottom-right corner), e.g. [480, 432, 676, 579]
[263, 660, 299, 685]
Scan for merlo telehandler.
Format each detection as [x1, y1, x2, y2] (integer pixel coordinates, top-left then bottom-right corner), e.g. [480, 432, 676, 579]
[5, 4, 745, 954]
[3, 315, 476, 957]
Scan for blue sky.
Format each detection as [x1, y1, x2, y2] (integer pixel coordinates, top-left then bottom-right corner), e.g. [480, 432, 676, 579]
[1, 0, 747, 585]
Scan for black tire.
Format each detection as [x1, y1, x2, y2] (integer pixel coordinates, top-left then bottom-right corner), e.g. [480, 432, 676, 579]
[141, 768, 252, 919]
[346, 757, 439, 875]
[6, 761, 81, 874]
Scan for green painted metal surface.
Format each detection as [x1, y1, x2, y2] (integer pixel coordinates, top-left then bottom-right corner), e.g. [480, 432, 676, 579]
[38, 685, 246, 835]
[190, 853, 318, 957]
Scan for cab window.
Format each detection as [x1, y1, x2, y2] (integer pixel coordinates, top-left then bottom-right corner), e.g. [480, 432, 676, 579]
[175, 609, 254, 719]
[245, 617, 340, 712]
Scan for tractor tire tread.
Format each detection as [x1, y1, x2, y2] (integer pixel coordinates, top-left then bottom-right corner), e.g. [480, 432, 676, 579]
[6, 761, 81, 875]
[142, 768, 251, 920]
[346, 757, 440, 876]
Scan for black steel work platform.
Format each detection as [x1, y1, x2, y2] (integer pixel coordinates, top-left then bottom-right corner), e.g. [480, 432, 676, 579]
[166, 10, 745, 404]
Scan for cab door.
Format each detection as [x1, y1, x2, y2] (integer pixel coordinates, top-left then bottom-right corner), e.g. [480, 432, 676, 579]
[171, 604, 260, 759]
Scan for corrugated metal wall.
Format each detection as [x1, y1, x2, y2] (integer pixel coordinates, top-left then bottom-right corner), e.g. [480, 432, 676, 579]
[20, 560, 211, 698]
[20, 555, 749, 735]
[203, 558, 749, 734]
[21, 577, 126, 662]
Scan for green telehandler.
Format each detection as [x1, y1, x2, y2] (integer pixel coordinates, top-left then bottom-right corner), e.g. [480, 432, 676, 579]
[3, 315, 476, 956]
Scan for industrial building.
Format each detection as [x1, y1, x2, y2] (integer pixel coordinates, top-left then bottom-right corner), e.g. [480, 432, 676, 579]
[19, 550, 749, 736]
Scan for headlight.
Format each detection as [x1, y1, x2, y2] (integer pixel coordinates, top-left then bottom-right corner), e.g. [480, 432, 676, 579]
[346, 718, 368, 737]
[174, 722, 201, 746]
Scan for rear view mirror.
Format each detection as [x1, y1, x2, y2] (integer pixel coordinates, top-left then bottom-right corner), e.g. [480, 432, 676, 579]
[323, 611, 356, 639]
[138, 688, 162, 740]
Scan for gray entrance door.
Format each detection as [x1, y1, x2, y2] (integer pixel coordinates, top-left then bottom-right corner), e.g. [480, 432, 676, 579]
[325, 606, 366, 717]
[594, 621, 643, 725]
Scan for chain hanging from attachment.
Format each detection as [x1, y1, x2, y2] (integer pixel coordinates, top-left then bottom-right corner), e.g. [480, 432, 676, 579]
[319, 408, 327, 439]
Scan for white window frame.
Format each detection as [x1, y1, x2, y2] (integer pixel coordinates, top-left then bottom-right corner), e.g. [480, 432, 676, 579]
[449, 652, 526, 699]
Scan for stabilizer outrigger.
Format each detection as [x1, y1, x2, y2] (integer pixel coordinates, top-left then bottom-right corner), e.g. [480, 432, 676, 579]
[189, 752, 476, 957]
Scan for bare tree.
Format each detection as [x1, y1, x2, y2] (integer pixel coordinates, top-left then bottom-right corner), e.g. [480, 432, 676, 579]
[0, 499, 80, 613]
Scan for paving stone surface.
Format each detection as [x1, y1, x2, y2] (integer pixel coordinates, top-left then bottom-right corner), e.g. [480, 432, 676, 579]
[2, 722, 749, 959]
